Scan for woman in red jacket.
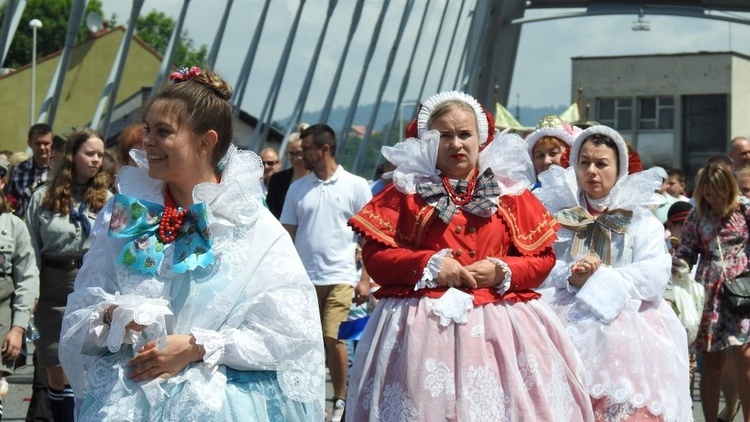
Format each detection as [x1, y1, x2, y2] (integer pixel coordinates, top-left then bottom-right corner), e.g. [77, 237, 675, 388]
[346, 91, 594, 421]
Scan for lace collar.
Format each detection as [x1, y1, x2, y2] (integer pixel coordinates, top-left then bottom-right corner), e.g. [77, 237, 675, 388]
[118, 146, 265, 254]
[382, 128, 533, 197]
[535, 165, 665, 216]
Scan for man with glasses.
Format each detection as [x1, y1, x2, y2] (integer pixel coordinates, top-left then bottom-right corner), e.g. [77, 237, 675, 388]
[259, 147, 281, 196]
[267, 131, 309, 219]
[280, 124, 372, 421]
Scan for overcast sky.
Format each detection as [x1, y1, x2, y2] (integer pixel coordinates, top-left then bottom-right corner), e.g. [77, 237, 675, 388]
[99, 0, 750, 120]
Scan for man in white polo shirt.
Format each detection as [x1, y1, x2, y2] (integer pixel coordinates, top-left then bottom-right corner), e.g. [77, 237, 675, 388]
[280, 124, 372, 420]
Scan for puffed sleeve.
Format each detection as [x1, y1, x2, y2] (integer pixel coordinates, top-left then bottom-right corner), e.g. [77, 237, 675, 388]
[574, 212, 671, 324]
[59, 199, 174, 397]
[10, 215, 39, 328]
[188, 213, 325, 405]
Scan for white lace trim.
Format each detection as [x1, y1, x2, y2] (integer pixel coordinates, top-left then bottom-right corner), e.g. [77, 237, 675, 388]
[383, 131, 441, 195]
[486, 257, 512, 294]
[429, 287, 473, 327]
[525, 126, 574, 154]
[117, 146, 265, 275]
[416, 248, 452, 290]
[570, 125, 630, 182]
[190, 327, 225, 374]
[384, 128, 532, 197]
[86, 287, 173, 353]
[417, 91, 489, 143]
[536, 165, 665, 217]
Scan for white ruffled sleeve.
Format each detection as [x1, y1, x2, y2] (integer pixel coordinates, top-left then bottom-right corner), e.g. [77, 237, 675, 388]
[59, 199, 175, 398]
[186, 215, 325, 403]
[573, 212, 671, 323]
[82, 288, 173, 355]
[415, 248, 452, 290]
[486, 257, 512, 293]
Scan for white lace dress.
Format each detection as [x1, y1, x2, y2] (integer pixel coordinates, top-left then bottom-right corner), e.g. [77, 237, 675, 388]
[535, 166, 692, 421]
[345, 132, 595, 421]
[58, 147, 325, 421]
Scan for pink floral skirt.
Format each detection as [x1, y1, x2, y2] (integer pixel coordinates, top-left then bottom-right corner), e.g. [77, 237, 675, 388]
[346, 296, 595, 421]
[543, 293, 692, 422]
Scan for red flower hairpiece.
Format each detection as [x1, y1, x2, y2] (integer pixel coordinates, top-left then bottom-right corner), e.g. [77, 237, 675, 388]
[169, 66, 201, 83]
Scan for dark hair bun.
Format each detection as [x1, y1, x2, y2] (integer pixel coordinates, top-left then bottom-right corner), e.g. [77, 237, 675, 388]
[196, 71, 233, 101]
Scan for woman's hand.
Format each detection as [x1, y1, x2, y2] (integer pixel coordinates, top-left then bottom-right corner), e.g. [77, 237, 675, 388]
[465, 259, 504, 288]
[437, 257, 477, 288]
[127, 334, 205, 382]
[568, 256, 602, 287]
[2, 326, 25, 361]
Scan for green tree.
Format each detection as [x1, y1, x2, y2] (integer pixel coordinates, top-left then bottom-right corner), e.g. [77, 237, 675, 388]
[0, 0, 104, 69]
[134, 10, 207, 68]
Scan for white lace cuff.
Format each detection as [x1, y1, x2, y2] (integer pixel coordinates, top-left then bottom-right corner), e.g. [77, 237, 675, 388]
[415, 248, 452, 290]
[89, 301, 117, 349]
[85, 287, 173, 353]
[430, 288, 473, 327]
[191, 327, 225, 374]
[486, 257, 511, 293]
[575, 266, 628, 323]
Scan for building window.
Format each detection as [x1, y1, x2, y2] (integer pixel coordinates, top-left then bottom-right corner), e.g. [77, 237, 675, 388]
[597, 98, 632, 130]
[639, 97, 674, 129]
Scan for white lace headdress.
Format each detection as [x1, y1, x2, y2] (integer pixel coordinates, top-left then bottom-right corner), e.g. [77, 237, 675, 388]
[569, 125, 630, 182]
[383, 90, 532, 197]
[417, 91, 489, 144]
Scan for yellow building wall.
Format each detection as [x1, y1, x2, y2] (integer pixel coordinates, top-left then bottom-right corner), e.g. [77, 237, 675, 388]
[0, 27, 161, 153]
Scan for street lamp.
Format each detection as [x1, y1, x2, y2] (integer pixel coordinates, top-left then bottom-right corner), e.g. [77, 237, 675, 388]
[29, 18, 43, 126]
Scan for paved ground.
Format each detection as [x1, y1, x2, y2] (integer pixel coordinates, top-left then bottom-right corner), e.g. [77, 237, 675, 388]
[0, 348, 739, 421]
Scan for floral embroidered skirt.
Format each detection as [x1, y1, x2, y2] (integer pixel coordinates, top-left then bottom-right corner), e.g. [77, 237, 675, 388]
[543, 293, 692, 422]
[76, 349, 318, 421]
[346, 296, 595, 421]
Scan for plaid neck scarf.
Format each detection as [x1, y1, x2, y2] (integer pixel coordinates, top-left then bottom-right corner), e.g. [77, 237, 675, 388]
[417, 167, 502, 224]
[556, 206, 633, 265]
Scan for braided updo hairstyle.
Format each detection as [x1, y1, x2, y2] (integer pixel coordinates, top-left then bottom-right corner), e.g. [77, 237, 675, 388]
[143, 68, 235, 167]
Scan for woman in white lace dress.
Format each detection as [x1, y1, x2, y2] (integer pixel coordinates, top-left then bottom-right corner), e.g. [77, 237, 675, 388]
[534, 125, 692, 421]
[346, 91, 594, 421]
[58, 67, 324, 421]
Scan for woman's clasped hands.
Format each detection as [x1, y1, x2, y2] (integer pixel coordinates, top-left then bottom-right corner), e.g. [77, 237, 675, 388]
[127, 335, 205, 382]
[569, 255, 602, 287]
[437, 257, 505, 289]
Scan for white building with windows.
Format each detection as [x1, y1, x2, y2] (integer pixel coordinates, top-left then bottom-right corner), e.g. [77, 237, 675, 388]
[571, 51, 750, 181]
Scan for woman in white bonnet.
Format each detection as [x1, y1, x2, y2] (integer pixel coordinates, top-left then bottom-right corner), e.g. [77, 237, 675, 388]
[535, 125, 692, 421]
[347, 91, 595, 420]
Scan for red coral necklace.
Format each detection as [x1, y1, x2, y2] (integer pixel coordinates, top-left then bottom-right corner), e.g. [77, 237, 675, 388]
[440, 168, 478, 206]
[158, 187, 188, 244]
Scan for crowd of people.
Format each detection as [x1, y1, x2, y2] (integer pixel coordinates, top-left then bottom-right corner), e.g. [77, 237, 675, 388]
[0, 65, 748, 422]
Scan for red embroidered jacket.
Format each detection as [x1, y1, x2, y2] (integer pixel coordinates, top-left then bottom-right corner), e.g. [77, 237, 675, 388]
[348, 185, 559, 305]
